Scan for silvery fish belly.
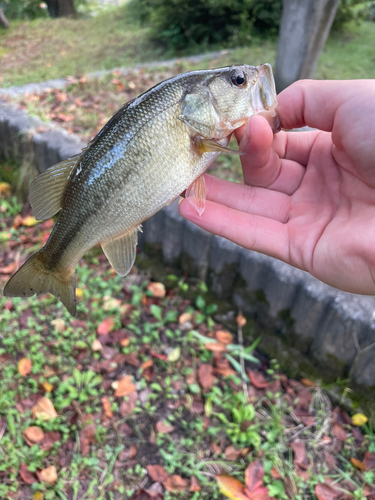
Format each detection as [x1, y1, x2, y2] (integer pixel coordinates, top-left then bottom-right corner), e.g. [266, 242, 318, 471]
[3, 64, 279, 315]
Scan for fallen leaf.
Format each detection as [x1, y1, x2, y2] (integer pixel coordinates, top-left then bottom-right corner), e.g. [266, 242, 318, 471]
[350, 457, 366, 471]
[147, 464, 169, 483]
[92, 339, 102, 351]
[22, 215, 39, 227]
[215, 330, 233, 344]
[18, 358, 32, 376]
[97, 317, 116, 335]
[50, 318, 65, 333]
[198, 363, 215, 391]
[76, 288, 83, 299]
[42, 382, 53, 392]
[114, 375, 137, 397]
[32, 492, 44, 500]
[23, 426, 44, 445]
[147, 282, 166, 298]
[190, 476, 201, 492]
[225, 445, 241, 460]
[39, 431, 61, 451]
[244, 459, 265, 492]
[291, 440, 309, 470]
[19, 463, 37, 484]
[156, 420, 175, 434]
[79, 416, 96, 456]
[179, 312, 193, 324]
[245, 485, 274, 500]
[204, 342, 227, 352]
[101, 396, 113, 418]
[363, 451, 375, 471]
[0, 262, 16, 274]
[301, 378, 318, 387]
[315, 482, 342, 500]
[215, 475, 249, 500]
[0, 182, 11, 196]
[270, 467, 281, 479]
[163, 475, 188, 493]
[31, 397, 57, 420]
[37, 465, 57, 485]
[248, 370, 268, 389]
[351, 413, 368, 426]
[119, 391, 138, 416]
[331, 423, 347, 442]
[141, 359, 153, 370]
[167, 346, 181, 362]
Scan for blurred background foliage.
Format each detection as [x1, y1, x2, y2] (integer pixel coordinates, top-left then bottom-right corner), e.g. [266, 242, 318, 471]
[132, 0, 373, 51]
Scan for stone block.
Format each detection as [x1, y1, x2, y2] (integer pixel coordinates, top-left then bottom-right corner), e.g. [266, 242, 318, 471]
[162, 200, 186, 266]
[143, 210, 165, 247]
[208, 235, 240, 300]
[181, 220, 212, 281]
[33, 129, 85, 173]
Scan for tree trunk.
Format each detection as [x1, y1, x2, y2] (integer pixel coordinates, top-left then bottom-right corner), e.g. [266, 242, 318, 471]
[0, 7, 10, 29]
[45, 0, 76, 18]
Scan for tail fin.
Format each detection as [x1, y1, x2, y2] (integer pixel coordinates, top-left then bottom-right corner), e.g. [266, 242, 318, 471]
[3, 252, 76, 316]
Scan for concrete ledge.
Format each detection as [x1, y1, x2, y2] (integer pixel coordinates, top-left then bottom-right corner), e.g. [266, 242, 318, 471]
[1, 98, 375, 394]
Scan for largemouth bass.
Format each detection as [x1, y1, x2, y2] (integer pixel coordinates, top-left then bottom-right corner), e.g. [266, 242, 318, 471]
[3, 64, 278, 315]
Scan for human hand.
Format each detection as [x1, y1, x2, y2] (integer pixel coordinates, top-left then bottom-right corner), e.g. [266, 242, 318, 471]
[179, 80, 375, 294]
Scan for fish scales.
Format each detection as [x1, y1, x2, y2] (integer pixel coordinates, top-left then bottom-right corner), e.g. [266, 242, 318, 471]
[3, 64, 279, 315]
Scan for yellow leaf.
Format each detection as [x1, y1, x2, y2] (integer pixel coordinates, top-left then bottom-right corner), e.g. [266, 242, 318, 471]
[18, 358, 32, 376]
[42, 382, 53, 392]
[32, 397, 58, 420]
[32, 493, 44, 500]
[167, 346, 181, 362]
[22, 215, 39, 227]
[351, 413, 368, 426]
[76, 288, 84, 299]
[0, 182, 11, 196]
[215, 475, 249, 500]
[39, 465, 57, 485]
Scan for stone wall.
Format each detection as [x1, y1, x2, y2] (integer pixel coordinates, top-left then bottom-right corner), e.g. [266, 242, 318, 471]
[1, 99, 375, 394]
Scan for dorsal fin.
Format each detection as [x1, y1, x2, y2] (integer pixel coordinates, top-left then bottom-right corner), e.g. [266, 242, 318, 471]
[29, 154, 81, 220]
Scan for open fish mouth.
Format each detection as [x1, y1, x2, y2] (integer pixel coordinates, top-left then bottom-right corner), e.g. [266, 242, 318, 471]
[251, 63, 281, 133]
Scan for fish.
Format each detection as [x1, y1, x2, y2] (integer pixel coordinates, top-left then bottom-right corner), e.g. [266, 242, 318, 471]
[3, 63, 279, 316]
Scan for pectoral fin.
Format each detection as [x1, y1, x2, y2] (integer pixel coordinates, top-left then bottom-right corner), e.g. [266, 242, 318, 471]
[29, 154, 81, 220]
[186, 175, 206, 216]
[194, 137, 245, 156]
[101, 226, 141, 277]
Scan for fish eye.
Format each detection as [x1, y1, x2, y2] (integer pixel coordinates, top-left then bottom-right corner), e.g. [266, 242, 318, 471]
[230, 69, 247, 87]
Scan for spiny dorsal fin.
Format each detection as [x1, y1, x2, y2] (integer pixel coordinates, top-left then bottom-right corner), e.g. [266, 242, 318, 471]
[29, 154, 81, 220]
[101, 226, 141, 277]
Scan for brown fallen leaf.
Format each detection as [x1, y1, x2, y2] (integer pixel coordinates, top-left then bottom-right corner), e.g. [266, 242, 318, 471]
[146, 464, 169, 483]
[236, 314, 247, 327]
[19, 463, 37, 484]
[37, 465, 58, 485]
[291, 440, 309, 470]
[350, 457, 366, 471]
[23, 426, 44, 445]
[245, 486, 275, 500]
[225, 445, 241, 460]
[331, 423, 347, 442]
[155, 420, 175, 434]
[101, 396, 113, 418]
[363, 451, 375, 471]
[248, 370, 268, 389]
[119, 391, 138, 416]
[18, 358, 32, 376]
[147, 282, 166, 298]
[197, 363, 215, 391]
[114, 375, 137, 397]
[215, 330, 233, 344]
[39, 431, 61, 451]
[163, 475, 188, 493]
[315, 482, 342, 500]
[179, 312, 193, 324]
[215, 475, 249, 500]
[204, 342, 227, 352]
[301, 378, 318, 387]
[79, 416, 96, 456]
[244, 459, 265, 493]
[31, 397, 57, 420]
[190, 476, 201, 492]
[97, 316, 116, 335]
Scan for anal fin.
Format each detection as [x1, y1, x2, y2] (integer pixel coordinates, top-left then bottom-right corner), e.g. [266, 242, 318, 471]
[186, 175, 206, 216]
[29, 154, 81, 220]
[101, 226, 141, 277]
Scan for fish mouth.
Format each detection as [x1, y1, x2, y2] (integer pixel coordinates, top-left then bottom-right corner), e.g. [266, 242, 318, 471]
[251, 64, 281, 133]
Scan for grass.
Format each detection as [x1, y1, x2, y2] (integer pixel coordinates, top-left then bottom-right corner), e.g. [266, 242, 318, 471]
[1, 183, 375, 499]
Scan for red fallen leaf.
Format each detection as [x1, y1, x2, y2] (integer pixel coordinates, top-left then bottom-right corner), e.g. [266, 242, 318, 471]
[97, 316, 116, 335]
[331, 407, 352, 425]
[236, 314, 247, 327]
[197, 363, 215, 391]
[290, 440, 309, 470]
[0, 262, 16, 274]
[155, 420, 175, 434]
[248, 370, 268, 389]
[225, 445, 241, 460]
[122, 352, 141, 367]
[119, 391, 138, 416]
[215, 330, 233, 344]
[245, 486, 274, 500]
[101, 396, 113, 418]
[244, 459, 265, 493]
[315, 482, 342, 500]
[364, 484, 375, 497]
[190, 476, 201, 492]
[119, 444, 137, 460]
[79, 417, 96, 456]
[39, 431, 61, 451]
[363, 451, 375, 471]
[19, 463, 37, 484]
[163, 475, 188, 493]
[147, 464, 169, 483]
[331, 423, 347, 442]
